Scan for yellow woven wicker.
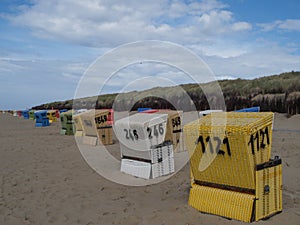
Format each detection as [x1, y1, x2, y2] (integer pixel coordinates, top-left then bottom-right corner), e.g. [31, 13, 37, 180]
[190, 167, 194, 186]
[184, 112, 274, 190]
[189, 183, 255, 222]
[255, 159, 282, 221]
[47, 110, 58, 122]
[188, 157, 282, 222]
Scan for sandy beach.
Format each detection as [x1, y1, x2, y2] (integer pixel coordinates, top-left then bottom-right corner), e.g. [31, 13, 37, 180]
[0, 112, 299, 225]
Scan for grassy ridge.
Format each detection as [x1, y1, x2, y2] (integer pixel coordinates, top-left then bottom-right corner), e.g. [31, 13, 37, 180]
[32, 71, 300, 115]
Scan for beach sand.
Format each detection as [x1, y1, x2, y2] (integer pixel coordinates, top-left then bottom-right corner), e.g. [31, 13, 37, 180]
[0, 112, 299, 225]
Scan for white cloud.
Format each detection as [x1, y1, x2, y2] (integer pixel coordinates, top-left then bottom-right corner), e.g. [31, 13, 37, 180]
[195, 9, 252, 35]
[188, 40, 250, 58]
[231, 21, 252, 31]
[168, 1, 188, 19]
[104, 63, 194, 91]
[188, 0, 228, 14]
[278, 19, 300, 31]
[258, 19, 300, 32]
[197, 10, 232, 34]
[205, 44, 300, 79]
[0, 58, 27, 74]
[257, 22, 279, 32]
[215, 75, 236, 80]
[5, 0, 252, 47]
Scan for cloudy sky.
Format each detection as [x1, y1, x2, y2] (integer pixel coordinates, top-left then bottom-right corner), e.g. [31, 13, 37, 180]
[1, 0, 300, 109]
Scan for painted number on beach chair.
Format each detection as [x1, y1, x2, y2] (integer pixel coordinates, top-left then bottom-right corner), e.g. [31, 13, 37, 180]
[172, 116, 181, 128]
[95, 115, 107, 124]
[248, 127, 270, 155]
[147, 123, 164, 139]
[195, 135, 231, 156]
[124, 129, 138, 141]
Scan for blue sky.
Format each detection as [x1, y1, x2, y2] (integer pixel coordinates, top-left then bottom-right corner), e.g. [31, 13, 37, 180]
[1, 0, 300, 109]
